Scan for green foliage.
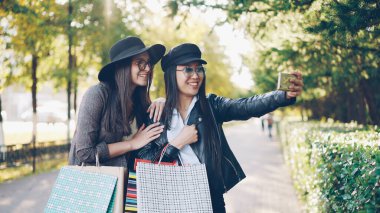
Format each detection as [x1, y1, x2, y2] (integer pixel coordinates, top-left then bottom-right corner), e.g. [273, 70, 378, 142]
[306, 0, 380, 45]
[39, 0, 139, 91]
[252, 38, 379, 123]
[245, 0, 380, 125]
[1, 0, 239, 112]
[171, 0, 380, 125]
[0, 0, 141, 89]
[280, 121, 380, 212]
[1, 0, 61, 88]
[166, 0, 315, 20]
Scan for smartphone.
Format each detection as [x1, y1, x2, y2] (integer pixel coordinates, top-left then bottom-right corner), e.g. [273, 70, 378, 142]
[277, 72, 296, 91]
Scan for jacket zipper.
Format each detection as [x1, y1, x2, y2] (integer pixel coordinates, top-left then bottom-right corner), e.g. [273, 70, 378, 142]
[223, 155, 241, 181]
[207, 100, 229, 193]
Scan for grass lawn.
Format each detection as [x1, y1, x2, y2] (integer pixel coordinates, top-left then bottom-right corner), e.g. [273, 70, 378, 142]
[1, 122, 72, 182]
[0, 157, 68, 183]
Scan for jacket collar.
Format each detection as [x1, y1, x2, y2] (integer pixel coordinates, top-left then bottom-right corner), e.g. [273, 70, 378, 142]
[172, 96, 198, 124]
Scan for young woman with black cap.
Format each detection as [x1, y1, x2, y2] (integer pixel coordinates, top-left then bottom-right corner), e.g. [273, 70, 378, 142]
[137, 43, 304, 212]
[69, 36, 166, 171]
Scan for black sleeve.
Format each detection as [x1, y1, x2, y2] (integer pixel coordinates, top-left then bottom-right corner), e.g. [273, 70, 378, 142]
[136, 117, 180, 163]
[207, 91, 296, 123]
[137, 140, 180, 163]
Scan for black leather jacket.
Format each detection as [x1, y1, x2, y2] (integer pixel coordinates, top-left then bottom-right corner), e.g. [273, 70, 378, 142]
[137, 91, 296, 194]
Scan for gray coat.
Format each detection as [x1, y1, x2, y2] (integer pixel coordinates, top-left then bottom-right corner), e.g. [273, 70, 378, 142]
[68, 83, 128, 167]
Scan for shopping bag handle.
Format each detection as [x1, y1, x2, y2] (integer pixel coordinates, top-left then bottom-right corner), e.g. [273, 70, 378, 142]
[80, 152, 100, 167]
[158, 144, 183, 166]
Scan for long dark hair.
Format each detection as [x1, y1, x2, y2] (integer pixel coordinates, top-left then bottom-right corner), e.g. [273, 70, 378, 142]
[103, 58, 153, 135]
[162, 65, 222, 177]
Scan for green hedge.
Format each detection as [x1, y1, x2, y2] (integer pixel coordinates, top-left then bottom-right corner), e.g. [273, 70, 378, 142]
[280, 121, 379, 212]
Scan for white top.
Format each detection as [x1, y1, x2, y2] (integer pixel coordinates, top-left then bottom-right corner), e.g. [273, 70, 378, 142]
[167, 96, 201, 165]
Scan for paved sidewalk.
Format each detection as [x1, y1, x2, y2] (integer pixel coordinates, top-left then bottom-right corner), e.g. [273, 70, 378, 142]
[224, 119, 302, 213]
[0, 119, 302, 213]
[0, 170, 59, 213]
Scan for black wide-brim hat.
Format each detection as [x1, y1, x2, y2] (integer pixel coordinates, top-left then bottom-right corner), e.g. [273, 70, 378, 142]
[98, 36, 166, 81]
[161, 43, 207, 71]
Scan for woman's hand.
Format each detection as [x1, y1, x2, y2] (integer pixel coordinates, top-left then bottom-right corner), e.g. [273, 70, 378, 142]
[170, 125, 198, 149]
[147, 97, 165, 122]
[130, 122, 164, 150]
[286, 71, 304, 99]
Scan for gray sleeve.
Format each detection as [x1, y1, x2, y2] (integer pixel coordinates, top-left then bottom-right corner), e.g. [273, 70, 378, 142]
[73, 85, 110, 164]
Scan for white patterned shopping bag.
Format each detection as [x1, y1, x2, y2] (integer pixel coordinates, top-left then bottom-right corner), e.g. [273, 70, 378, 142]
[136, 162, 213, 213]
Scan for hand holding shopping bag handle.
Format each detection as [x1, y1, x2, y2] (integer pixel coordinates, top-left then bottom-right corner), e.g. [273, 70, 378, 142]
[169, 124, 198, 149]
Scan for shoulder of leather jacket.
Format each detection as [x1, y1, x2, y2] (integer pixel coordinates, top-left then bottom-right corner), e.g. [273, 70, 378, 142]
[206, 93, 217, 102]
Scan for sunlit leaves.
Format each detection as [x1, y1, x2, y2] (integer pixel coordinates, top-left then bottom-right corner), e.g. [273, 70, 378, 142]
[0, 0, 61, 90]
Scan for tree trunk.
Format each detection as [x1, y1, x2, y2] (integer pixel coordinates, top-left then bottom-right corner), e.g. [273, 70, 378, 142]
[356, 53, 380, 125]
[345, 89, 353, 123]
[357, 85, 367, 124]
[67, 0, 73, 144]
[73, 55, 78, 119]
[31, 54, 38, 173]
[0, 94, 5, 161]
[359, 79, 379, 125]
[73, 77, 78, 122]
[67, 75, 72, 143]
[0, 94, 5, 146]
[73, 79, 77, 112]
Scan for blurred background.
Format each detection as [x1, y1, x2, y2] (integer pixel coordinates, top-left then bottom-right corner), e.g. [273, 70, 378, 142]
[0, 0, 379, 212]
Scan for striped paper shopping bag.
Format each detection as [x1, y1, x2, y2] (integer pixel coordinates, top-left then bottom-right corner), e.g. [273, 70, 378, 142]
[125, 171, 137, 212]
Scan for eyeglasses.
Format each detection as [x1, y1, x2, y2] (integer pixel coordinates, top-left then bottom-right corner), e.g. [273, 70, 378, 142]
[133, 59, 152, 71]
[176, 66, 206, 78]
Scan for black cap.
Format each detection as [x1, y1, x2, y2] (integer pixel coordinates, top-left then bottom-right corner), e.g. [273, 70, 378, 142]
[161, 43, 207, 71]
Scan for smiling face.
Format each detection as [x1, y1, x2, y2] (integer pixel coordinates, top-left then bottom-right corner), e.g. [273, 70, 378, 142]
[176, 61, 205, 98]
[130, 52, 151, 87]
